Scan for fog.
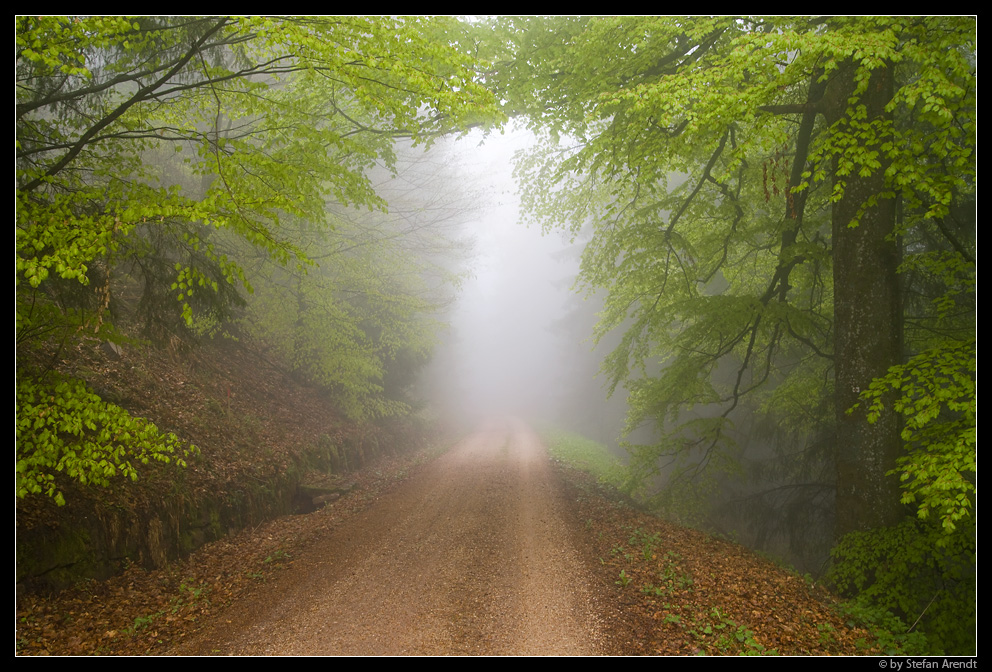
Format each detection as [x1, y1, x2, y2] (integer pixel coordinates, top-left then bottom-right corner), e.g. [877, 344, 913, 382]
[414, 128, 831, 572]
[417, 125, 627, 444]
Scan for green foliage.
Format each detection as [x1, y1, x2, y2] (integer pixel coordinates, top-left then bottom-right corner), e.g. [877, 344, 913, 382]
[498, 15, 974, 537]
[835, 600, 931, 656]
[16, 374, 197, 505]
[16, 16, 498, 327]
[851, 340, 976, 534]
[692, 607, 777, 656]
[839, 599, 942, 656]
[667, 604, 777, 655]
[16, 17, 501, 497]
[541, 428, 628, 490]
[502, 16, 838, 502]
[241, 144, 475, 421]
[15, 15, 498, 342]
[828, 517, 975, 654]
[126, 612, 164, 637]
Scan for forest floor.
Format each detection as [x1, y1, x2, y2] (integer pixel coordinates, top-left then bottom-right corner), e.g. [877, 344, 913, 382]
[17, 369, 887, 655]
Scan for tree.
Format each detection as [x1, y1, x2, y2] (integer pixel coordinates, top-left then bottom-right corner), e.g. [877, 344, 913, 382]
[16, 16, 496, 314]
[492, 14, 975, 651]
[493, 16, 974, 538]
[242, 140, 482, 421]
[16, 16, 501, 502]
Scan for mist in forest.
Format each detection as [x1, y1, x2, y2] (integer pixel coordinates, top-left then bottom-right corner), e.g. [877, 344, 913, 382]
[413, 128, 835, 573]
[416, 126, 629, 446]
[17, 18, 974, 654]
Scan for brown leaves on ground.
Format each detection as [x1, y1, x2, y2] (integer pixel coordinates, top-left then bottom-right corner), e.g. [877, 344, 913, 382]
[16, 450, 428, 656]
[17, 337, 881, 656]
[19, 447, 883, 656]
[555, 464, 885, 656]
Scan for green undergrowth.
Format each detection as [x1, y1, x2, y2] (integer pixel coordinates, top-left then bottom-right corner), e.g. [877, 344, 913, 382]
[540, 427, 629, 492]
[827, 516, 976, 654]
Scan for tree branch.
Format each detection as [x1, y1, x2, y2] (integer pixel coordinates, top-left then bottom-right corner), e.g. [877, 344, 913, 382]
[20, 18, 232, 192]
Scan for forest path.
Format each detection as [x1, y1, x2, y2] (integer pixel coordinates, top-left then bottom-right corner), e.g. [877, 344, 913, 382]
[171, 417, 609, 655]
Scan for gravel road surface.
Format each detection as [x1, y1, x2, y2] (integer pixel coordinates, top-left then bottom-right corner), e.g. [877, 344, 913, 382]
[173, 417, 610, 655]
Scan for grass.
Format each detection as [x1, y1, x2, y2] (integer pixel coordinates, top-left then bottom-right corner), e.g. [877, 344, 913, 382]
[540, 428, 628, 491]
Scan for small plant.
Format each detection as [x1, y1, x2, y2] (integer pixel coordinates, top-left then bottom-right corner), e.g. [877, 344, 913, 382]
[172, 579, 211, 613]
[264, 549, 292, 564]
[628, 527, 662, 561]
[133, 614, 156, 631]
[685, 607, 778, 655]
[641, 583, 666, 597]
[616, 570, 632, 588]
[817, 622, 836, 647]
[656, 550, 694, 594]
[728, 623, 776, 656]
[124, 611, 164, 637]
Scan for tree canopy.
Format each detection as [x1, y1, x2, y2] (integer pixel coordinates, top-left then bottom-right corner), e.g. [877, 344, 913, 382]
[16, 16, 495, 299]
[491, 15, 974, 651]
[491, 14, 975, 524]
[16, 16, 501, 503]
[14, 14, 976, 653]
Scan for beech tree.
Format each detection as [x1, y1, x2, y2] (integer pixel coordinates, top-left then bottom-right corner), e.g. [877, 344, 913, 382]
[16, 16, 494, 313]
[242, 142, 481, 421]
[16, 16, 499, 502]
[492, 16, 975, 650]
[492, 16, 975, 537]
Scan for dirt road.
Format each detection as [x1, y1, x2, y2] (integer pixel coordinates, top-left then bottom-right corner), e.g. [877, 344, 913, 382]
[172, 418, 612, 655]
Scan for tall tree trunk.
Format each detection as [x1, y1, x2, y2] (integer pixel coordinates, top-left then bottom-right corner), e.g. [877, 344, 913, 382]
[825, 62, 904, 537]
